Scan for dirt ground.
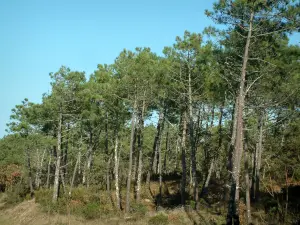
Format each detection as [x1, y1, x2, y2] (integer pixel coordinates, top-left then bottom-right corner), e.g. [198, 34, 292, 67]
[0, 197, 225, 225]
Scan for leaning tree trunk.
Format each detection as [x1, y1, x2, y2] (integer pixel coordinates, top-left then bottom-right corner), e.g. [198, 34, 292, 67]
[227, 11, 254, 225]
[53, 111, 62, 203]
[125, 98, 137, 213]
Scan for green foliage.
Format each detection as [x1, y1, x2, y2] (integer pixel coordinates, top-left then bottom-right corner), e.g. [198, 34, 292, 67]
[82, 202, 100, 219]
[130, 202, 148, 217]
[148, 213, 169, 225]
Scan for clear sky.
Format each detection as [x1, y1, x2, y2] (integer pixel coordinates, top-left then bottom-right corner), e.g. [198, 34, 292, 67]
[0, 0, 299, 138]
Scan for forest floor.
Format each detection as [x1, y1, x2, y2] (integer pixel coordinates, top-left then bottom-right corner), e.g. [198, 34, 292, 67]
[0, 198, 225, 225]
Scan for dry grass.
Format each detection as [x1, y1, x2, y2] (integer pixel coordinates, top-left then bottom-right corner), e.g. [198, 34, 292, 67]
[0, 197, 226, 225]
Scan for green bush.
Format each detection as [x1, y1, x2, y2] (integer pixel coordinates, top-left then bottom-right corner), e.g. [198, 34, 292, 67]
[82, 202, 100, 219]
[35, 188, 52, 206]
[130, 202, 148, 217]
[148, 213, 169, 225]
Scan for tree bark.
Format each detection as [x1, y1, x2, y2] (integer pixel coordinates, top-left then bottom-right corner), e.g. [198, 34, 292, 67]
[46, 149, 52, 188]
[227, 11, 254, 225]
[244, 137, 252, 225]
[114, 134, 121, 210]
[181, 110, 187, 206]
[135, 102, 145, 202]
[188, 65, 198, 208]
[147, 108, 165, 186]
[251, 111, 264, 202]
[201, 104, 224, 197]
[83, 131, 93, 187]
[53, 111, 62, 203]
[35, 148, 46, 189]
[125, 98, 137, 213]
[69, 134, 83, 196]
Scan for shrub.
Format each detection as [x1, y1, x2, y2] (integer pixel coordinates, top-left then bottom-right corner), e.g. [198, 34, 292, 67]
[82, 202, 100, 219]
[130, 202, 148, 217]
[148, 213, 168, 225]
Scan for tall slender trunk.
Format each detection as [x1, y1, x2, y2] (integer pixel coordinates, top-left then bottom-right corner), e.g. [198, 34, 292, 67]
[244, 136, 252, 225]
[188, 66, 198, 208]
[135, 100, 145, 202]
[251, 111, 264, 202]
[62, 124, 69, 182]
[201, 104, 224, 197]
[147, 109, 165, 185]
[53, 111, 63, 203]
[181, 111, 187, 206]
[163, 122, 170, 173]
[125, 98, 137, 213]
[227, 11, 254, 225]
[69, 133, 83, 196]
[83, 131, 93, 187]
[114, 134, 121, 210]
[46, 149, 52, 188]
[35, 148, 46, 189]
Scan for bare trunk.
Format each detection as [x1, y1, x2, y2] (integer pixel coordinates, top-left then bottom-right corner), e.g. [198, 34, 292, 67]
[244, 138, 252, 225]
[35, 148, 46, 189]
[181, 111, 187, 206]
[147, 109, 165, 185]
[251, 111, 264, 202]
[125, 98, 137, 213]
[114, 135, 121, 210]
[163, 123, 170, 173]
[227, 11, 253, 225]
[188, 66, 198, 208]
[135, 102, 145, 202]
[69, 134, 83, 196]
[46, 149, 52, 188]
[53, 111, 62, 203]
[202, 104, 224, 197]
[83, 131, 93, 187]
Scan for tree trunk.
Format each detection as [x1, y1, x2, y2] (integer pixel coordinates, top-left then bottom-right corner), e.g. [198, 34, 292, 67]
[135, 102, 145, 202]
[125, 98, 137, 213]
[35, 148, 46, 189]
[201, 104, 224, 197]
[53, 111, 62, 203]
[163, 122, 170, 173]
[188, 66, 198, 208]
[181, 110, 187, 206]
[114, 134, 121, 210]
[146, 108, 165, 186]
[227, 11, 254, 225]
[83, 131, 93, 187]
[46, 149, 52, 188]
[69, 134, 83, 196]
[244, 137, 252, 225]
[251, 111, 264, 202]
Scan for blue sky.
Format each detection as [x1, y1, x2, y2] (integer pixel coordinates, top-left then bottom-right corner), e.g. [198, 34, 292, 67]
[0, 0, 299, 138]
